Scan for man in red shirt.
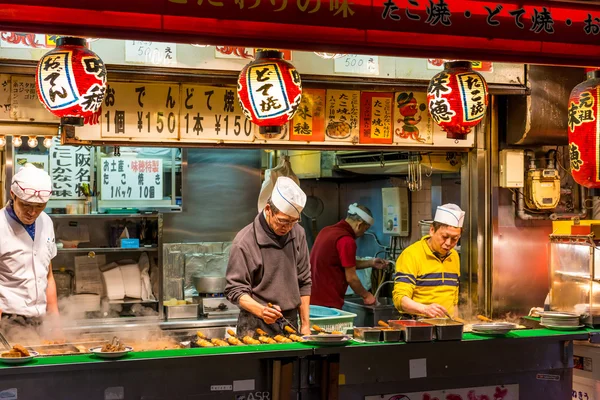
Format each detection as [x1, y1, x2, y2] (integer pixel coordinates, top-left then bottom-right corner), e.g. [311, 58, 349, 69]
[310, 203, 388, 309]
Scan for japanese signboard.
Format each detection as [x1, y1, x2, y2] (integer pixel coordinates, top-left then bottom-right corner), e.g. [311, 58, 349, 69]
[325, 89, 360, 143]
[360, 92, 393, 145]
[50, 137, 92, 199]
[179, 85, 254, 142]
[393, 91, 433, 144]
[365, 384, 518, 400]
[125, 41, 177, 66]
[334, 55, 379, 76]
[290, 89, 326, 142]
[101, 82, 180, 139]
[10, 75, 58, 122]
[101, 157, 163, 201]
[0, 74, 10, 120]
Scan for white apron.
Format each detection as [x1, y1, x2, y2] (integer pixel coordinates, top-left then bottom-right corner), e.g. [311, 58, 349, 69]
[0, 208, 57, 317]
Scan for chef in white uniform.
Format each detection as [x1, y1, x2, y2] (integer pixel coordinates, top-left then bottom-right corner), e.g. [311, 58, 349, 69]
[0, 164, 58, 326]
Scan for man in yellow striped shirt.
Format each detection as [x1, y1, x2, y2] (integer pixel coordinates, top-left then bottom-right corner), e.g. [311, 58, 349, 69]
[393, 204, 464, 318]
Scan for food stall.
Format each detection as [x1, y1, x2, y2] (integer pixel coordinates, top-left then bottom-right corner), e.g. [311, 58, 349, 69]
[0, 1, 600, 399]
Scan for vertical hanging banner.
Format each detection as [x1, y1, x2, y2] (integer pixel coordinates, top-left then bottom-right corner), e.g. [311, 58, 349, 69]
[0, 74, 10, 120]
[179, 85, 254, 142]
[101, 158, 163, 201]
[325, 89, 360, 143]
[359, 92, 393, 145]
[50, 137, 92, 199]
[290, 89, 326, 142]
[101, 82, 180, 139]
[393, 91, 434, 145]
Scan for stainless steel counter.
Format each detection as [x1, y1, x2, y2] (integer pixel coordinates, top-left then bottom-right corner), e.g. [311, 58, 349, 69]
[61, 316, 238, 334]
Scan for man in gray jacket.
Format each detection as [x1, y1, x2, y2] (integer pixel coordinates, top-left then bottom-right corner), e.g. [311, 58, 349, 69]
[225, 177, 312, 336]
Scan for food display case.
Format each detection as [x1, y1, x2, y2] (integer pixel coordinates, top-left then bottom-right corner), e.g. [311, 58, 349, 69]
[549, 234, 600, 326]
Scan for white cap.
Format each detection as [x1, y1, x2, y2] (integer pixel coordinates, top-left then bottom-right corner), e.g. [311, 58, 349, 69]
[271, 176, 306, 218]
[348, 203, 374, 225]
[434, 204, 465, 228]
[11, 164, 52, 203]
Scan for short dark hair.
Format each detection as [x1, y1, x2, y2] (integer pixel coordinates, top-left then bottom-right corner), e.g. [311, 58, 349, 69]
[346, 204, 373, 224]
[432, 221, 463, 233]
[266, 198, 280, 214]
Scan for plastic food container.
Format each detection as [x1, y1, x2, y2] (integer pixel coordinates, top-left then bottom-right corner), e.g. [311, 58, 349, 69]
[381, 329, 402, 342]
[388, 320, 434, 342]
[353, 327, 382, 342]
[419, 318, 464, 341]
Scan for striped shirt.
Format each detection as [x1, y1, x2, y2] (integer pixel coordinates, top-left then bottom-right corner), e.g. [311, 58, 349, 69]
[392, 235, 460, 316]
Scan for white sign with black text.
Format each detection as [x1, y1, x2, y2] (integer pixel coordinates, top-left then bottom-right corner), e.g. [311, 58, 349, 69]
[125, 41, 177, 66]
[334, 55, 379, 76]
[101, 157, 163, 201]
[50, 137, 92, 199]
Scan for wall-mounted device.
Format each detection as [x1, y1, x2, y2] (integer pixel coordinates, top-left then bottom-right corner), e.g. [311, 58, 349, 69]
[524, 168, 560, 210]
[382, 187, 409, 236]
[499, 149, 524, 188]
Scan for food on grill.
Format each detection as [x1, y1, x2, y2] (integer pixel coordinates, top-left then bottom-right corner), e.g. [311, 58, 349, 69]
[284, 326, 297, 334]
[227, 337, 243, 346]
[1, 345, 30, 358]
[210, 338, 230, 347]
[101, 342, 126, 353]
[197, 331, 207, 339]
[197, 339, 215, 347]
[331, 331, 343, 335]
[227, 329, 237, 337]
[243, 336, 261, 345]
[288, 334, 304, 342]
[477, 315, 493, 323]
[273, 335, 292, 343]
[256, 328, 269, 336]
[258, 336, 277, 344]
[42, 339, 66, 345]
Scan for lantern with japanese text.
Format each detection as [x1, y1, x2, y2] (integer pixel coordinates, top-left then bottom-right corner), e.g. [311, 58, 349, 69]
[568, 71, 600, 188]
[426, 61, 488, 140]
[237, 50, 302, 134]
[36, 36, 107, 126]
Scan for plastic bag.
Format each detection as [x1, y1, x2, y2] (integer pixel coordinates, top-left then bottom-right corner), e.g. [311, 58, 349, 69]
[257, 155, 300, 211]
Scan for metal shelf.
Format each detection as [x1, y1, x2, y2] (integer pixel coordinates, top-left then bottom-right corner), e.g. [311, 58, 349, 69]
[49, 213, 160, 219]
[57, 247, 158, 253]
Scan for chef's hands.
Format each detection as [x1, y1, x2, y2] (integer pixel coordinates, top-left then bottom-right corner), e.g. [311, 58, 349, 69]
[261, 304, 283, 325]
[362, 292, 377, 305]
[300, 325, 312, 336]
[372, 258, 391, 270]
[421, 303, 448, 318]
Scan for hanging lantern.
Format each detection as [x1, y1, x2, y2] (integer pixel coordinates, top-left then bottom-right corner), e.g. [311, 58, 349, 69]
[426, 61, 488, 140]
[314, 52, 346, 60]
[237, 49, 302, 135]
[36, 36, 107, 126]
[568, 70, 600, 188]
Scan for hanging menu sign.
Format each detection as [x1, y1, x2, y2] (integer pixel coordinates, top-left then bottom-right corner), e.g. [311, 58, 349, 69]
[101, 157, 163, 201]
[11, 75, 58, 122]
[393, 91, 434, 145]
[359, 92, 393, 145]
[179, 85, 254, 142]
[325, 89, 360, 143]
[0, 74, 10, 120]
[50, 137, 92, 199]
[101, 82, 179, 139]
[290, 89, 326, 142]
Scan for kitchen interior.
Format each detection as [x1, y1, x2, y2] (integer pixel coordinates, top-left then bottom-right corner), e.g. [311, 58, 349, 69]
[0, 35, 599, 399]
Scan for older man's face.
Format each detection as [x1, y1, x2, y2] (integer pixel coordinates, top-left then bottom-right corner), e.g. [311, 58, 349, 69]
[11, 194, 47, 225]
[265, 204, 299, 236]
[429, 225, 461, 256]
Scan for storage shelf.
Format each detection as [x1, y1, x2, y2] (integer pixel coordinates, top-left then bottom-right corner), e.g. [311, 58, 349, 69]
[49, 213, 160, 219]
[57, 247, 158, 253]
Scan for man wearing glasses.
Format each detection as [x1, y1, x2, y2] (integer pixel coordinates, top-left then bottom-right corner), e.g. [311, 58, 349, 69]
[0, 164, 58, 328]
[226, 177, 312, 336]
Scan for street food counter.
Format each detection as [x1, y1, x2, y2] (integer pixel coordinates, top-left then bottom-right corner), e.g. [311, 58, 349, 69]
[0, 327, 594, 400]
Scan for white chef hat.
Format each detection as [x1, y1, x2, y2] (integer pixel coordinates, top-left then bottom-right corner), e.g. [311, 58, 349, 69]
[434, 203, 465, 228]
[11, 164, 52, 203]
[348, 203, 374, 225]
[271, 176, 306, 218]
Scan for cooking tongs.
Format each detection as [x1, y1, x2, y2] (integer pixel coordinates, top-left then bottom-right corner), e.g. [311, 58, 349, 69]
[0, 330, 11, 350]
[267, 303, 300, 333]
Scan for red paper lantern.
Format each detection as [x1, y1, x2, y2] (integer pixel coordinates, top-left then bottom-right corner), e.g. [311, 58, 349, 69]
[36, 36, 107, 126]
[237, 50, 302, 134]
[568, 71, 600, 188]
[426, 61, 489, 140]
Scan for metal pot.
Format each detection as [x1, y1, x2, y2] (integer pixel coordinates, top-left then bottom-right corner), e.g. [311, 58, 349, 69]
[192, 275, 227, 294]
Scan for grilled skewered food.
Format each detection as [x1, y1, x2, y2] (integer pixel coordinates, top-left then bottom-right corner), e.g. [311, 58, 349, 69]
[284, 326, 297, 334]
[258, 336, 277, 344]
[197, 331, 207, 339]
[256, 328, 269, 336]
[288, 334, 304, 342]
[273, 335, 293, 343]
[210, 338, 230, 347]
[227, 337, 243, 346]
[197, 339, 215, 347]
[1, 344, 30, 358]
[243, 336, 261, 345]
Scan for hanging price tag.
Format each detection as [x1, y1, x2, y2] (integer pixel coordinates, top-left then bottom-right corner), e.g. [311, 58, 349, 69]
[334, 55, 379, 76]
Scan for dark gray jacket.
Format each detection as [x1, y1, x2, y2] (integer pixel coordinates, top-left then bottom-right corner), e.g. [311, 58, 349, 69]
[225, 214, 312, 311]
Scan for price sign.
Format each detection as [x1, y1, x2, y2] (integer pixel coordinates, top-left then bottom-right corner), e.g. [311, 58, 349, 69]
[125, 41, 177, 66]
[290, 89, 326, 142]
[179, 85, 254, 141]
[325, 89, 360, 142]
[101, 82, 179, 139]
[334, 55, 379, 76]
[50, 137, 92, 199]
[360, 92, 393, 145]
[100, 157, 163, 201]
